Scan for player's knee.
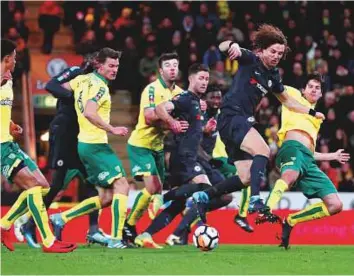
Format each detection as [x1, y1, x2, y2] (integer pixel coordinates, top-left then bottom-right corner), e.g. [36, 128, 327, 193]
[99, 193, 113, 207]
[281, 171, 299, 186]
[238, 170, 250, 185]
[145, 176, 161, 194]
[36, 178, 50, 189]
[327, 200, 343, 215]
[221, 194, 233, 204]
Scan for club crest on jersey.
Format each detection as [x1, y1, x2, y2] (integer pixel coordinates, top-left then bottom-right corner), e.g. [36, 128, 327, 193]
[250, 78, 269, 96]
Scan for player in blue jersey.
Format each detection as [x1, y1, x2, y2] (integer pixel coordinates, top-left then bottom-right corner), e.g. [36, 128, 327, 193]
[193, 24, 325, 222]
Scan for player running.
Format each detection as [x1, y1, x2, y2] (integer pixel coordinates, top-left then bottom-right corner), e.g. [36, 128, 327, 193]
[123, 53, 183, 243]
[49, 48, 132, 249]
[262, 74, 350, 249]
[0, 39, 77, 253]
[16, 52, 110, 247]
[193, 24, 325, 220]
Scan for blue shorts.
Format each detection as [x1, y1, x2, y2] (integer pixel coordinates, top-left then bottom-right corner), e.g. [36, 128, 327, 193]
[169, 150, 206, 185]
[197, 158, 224, 185]
[217, 114, 253, 162]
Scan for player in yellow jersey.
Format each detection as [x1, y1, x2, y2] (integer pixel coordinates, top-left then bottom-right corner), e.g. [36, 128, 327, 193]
[263, 73, 350, 249]
[0, 39, 77, 253]
[49, 48, 132, 249]
[123, 53, 185, 243]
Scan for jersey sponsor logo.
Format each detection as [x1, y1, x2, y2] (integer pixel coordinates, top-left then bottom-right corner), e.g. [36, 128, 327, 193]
[77, 90, 84, 113]
[94, 87, 106, 102]
[250, 78, 269, 96]
[47, 58, 68, 77]
[0, 98, 13, 106]
[98, 171, 109, 181]
[148, 86, 155, 107]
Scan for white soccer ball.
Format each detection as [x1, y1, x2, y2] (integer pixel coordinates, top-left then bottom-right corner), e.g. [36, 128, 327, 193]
[193, 225, 219, 251]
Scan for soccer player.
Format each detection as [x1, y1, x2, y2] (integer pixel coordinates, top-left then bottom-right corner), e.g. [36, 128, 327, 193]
[134, 63, 219, 248]
[17, 52, 109, 247]
[193, 24, 325, 218]
[263, 74, 350, 249]
[49, 47, 132, 249]
[123, 53, 183, 243]
[0, 39, 77, 253]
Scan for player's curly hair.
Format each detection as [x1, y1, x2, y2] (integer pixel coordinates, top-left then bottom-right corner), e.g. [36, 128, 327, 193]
[253, 24, 290, 58]
[305, 71, 325, 92]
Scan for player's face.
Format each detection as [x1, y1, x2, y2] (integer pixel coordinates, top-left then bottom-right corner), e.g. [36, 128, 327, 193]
[99, 57, 119, 80]
[190, 71, 209, 94]
[5, 50, 16, 72]
[159, 59, 179, 82]
[206, 91, 222, 109]
[260, 43, 285, 68]
[302, 80, 322, 104]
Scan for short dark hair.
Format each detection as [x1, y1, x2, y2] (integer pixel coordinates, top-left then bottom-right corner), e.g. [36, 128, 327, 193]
[188, 63, 210, 76]
[158, 52, 179, 68]
[253, 24, 290, 58]
[305, 71, 325, 91]
[1, 39, 16, 61]
[206, 84, 221, 94]
[97, 47, 121, 64]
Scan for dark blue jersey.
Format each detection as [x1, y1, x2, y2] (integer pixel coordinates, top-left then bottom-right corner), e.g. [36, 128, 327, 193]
[221, 49, 284, 117]
[46, 66, 84, 119]
[171, 91, 203, 157]
[201, 109, 218, 155]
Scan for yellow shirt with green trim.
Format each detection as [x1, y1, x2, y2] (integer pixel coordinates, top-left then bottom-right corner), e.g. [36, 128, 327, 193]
[128, 76, 183, 151]
[0, 80, 14, 143]
[212, 134, 228, 158]
[278, 86, 323, 147]
[69, 72, 111, 144]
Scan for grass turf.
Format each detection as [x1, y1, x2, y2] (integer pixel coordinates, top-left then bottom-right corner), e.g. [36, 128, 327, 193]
[2, 244, 354, 275]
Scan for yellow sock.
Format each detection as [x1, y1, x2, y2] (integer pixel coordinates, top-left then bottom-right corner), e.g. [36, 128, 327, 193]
[61, 196, 101, 223]
[41, 187, 50, 197]
[0, 190, 29, 230]
[190, 217, 201, 228]
[287, 202, 330, 227]
[266, 179, 289, 210]
[27, 186, 55, 247]
[127, 188, 151, 226]
[239, 187, 251, 218]
[111, 194, 128, 240]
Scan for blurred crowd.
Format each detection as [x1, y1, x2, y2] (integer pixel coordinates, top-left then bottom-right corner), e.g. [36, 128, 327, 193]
[1, 1, 353, 193]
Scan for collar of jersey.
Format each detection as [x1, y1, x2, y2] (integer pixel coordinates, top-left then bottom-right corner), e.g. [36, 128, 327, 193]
[158, 75, 175, 90]
[93, 71, 108, 85]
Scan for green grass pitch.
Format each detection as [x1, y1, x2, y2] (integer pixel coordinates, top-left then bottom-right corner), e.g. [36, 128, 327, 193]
[2, 244, 354, 275]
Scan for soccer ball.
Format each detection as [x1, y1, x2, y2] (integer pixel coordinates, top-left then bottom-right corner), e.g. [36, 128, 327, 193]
[193, 225, 219, 251]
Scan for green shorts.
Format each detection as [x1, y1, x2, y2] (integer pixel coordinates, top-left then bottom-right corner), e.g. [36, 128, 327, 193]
[214, 157, 237, 178]
[78, 142, 126, 188]
[127, 143, 165, 182]
[276, 140, 337, 199]
[1, 142, 38, 183]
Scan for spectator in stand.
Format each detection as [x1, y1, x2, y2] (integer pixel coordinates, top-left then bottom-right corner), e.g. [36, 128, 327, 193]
[209, 60, 232, 92]
[320, 161, 340, 189]
[115, 36, 141, 105]
[195, 3, 219, 29]
[38, 1, 63, 54]
[157, 17, 174, 53]
[315, 60, 331, 92]
[217, 19, 244, 44]
[202, 44, 221, 68]
[12, 11, 29, 42]
[139, 47, 158, 84]
[286, 62, 306, 89]
[181, 15, 195, 41]
[76, 29, 98, 55]
[338, 163, 354, 192]
[113, 7, 136, 40]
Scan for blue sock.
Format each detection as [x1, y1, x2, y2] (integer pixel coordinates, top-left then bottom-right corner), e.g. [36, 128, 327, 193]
[250, 155, 268, 196]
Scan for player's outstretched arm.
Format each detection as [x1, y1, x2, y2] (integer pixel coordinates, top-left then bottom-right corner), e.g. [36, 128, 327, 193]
[314, 149, 350, 164]
[276, 91, 325, 120]
[46, 78, 73, 99]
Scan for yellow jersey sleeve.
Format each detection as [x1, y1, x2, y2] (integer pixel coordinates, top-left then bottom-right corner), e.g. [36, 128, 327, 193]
[140, 85, 156, 109]
[277, 86, 323, 146]
[69, 75, 82, 91]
